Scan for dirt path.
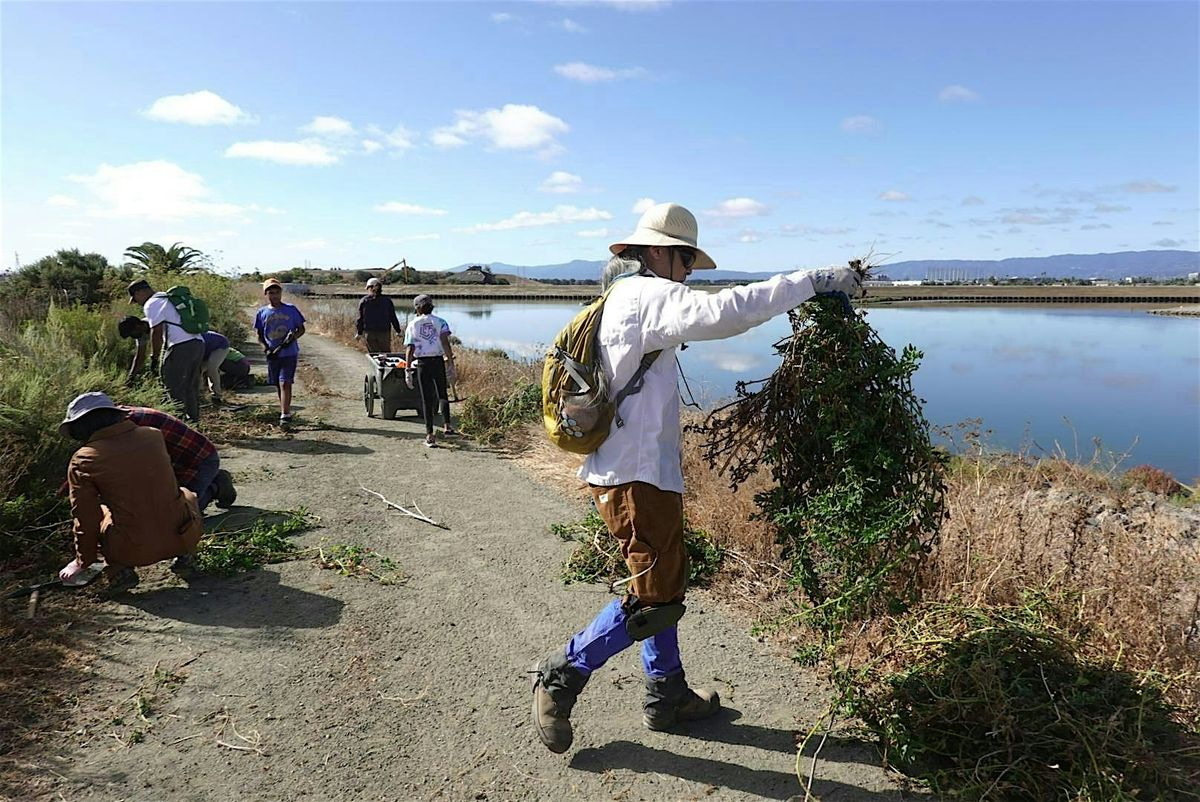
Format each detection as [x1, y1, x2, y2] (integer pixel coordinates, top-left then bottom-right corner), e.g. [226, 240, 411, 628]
[23, 333, 915, 802]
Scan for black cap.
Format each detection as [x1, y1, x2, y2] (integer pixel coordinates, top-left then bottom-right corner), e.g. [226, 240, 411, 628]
[127, 279, 150, 299]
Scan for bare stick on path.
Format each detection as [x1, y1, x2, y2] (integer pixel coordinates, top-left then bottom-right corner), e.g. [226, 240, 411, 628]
[360, 484, 450, 530]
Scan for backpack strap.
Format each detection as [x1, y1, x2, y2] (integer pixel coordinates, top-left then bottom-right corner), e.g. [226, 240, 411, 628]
[611, 349, 662, 428]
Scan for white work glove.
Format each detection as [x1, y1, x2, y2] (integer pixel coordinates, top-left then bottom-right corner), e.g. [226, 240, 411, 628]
[806, 266, 864, 299]
[445, 358, 457, 385]
[59, 558, 87, 585]
[405, 368, 415, 390]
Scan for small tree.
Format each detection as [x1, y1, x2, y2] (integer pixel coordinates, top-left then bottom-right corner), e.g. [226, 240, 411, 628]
[124, 241, 205, 274]
[0, 249, 117, 310]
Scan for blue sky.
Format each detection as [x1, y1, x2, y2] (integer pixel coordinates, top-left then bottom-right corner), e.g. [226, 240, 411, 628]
[2, 0, 1197, 274]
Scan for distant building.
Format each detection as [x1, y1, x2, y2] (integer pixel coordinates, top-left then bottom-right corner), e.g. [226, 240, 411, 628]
[450, 264, 496, 285]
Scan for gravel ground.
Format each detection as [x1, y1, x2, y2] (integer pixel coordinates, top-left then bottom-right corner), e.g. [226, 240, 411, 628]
[20, 333, 917, 802]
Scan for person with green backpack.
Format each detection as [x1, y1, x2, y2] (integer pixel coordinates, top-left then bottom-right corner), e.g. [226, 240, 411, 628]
[529, 202, 865, 754]
[127, 279, 208, 422]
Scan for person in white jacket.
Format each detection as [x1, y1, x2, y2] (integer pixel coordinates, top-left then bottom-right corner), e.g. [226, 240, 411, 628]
[529, 202, 864, 753]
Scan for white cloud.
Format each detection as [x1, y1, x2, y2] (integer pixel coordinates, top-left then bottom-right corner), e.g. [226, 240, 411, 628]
[369, 234, 441, 243]
[491, 12, 516, 22]
[365, 124, 416, 151]
[301, 115, 355, 136]
[362, 140, 383, 154]
[142, 90, 252, 125]
[705, 197, 769, 218]
[1093, 203, 1131, 213]
[576, 227, 611, 237]
[631, 197, 656, 214]
[558, 18, 587, 32]
[1121, 179, 1177, 194]
[431, 104, 568, 152]
[374, 202, 448, 216]
[1154, 238, 1184, 247]
[46, 194, 78, 208]
[541, 171, 583, 194]
[879, 190, 912, 202]
[553, 62, 646, 83]
[961, 195, 985, 206]
[840, 115, 879, 134]
[938, 84, 980, 103]
[225, 140, 338, 166]
[458, 205, 612, 232]
[739, 229, 763, 243]
[779, 223, 853, 237]
[288, 239, 328, 250]
[69, 160, 243, 220]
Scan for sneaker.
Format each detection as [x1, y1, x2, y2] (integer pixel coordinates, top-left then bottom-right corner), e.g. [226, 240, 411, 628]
[279, 413, 293, 426]
[442, 427, 459, 437]
[424, 436, 437, 448]
[213, 469, 237, 509]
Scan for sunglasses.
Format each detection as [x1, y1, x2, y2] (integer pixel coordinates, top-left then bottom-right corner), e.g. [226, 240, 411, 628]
[674, 247, 697, 270]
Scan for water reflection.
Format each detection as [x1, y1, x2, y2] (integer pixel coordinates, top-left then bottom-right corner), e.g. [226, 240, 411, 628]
[309, 296, 1198, 479]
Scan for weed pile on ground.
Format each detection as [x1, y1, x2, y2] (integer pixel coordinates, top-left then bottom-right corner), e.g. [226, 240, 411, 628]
[840, 602, 1200, 799]
[314, 542, 405, 585]
[192, 509, 315, 575]
[553, 509, 725, 588]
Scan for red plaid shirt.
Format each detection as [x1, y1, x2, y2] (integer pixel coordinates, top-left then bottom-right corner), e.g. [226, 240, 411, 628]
[121, 406, 216, 485]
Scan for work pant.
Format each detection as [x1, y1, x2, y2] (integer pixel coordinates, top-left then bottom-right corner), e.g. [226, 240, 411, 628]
[201, 347, 229, 399]
[565, 482, 688, 679]
[162, 339, 204, 422]
[365, 330, 393, 353]
[183, 452, 222, 511]
[414, 356, 452, 435]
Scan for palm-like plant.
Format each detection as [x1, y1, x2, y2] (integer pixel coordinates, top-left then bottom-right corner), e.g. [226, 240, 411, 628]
[123, 242, 206, 274]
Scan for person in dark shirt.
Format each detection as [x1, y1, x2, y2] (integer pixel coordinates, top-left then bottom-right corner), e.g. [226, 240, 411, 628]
[356, 278, 403, 353]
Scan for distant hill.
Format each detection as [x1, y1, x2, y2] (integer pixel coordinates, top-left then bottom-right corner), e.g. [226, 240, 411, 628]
[457, 250, 1199, 282]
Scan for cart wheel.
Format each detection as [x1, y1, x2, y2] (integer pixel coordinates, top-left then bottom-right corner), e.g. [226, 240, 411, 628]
[364, 374, 376, 417]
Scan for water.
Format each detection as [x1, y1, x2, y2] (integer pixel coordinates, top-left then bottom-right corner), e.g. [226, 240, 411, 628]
[318, 297, 1200, 480]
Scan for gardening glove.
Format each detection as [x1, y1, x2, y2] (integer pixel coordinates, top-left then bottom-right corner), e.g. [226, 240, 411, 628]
[405, 368, 415, 390]
[59, 558, 87, 584]
[445, 358, 457, 385]
[806, 266, 864, 299]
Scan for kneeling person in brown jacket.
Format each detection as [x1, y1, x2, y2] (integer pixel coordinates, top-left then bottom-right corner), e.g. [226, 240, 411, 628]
[57, 392, 204, 590]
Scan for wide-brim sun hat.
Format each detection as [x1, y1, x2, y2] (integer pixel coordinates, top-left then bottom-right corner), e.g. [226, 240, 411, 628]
[59, 391, 120, 436]
[609, 202, 717, 270]
[365, 278, 382, 289]
[413, 293, 433, 310]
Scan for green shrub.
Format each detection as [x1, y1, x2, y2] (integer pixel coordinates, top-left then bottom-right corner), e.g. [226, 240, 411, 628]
[457, 381, 541, 445]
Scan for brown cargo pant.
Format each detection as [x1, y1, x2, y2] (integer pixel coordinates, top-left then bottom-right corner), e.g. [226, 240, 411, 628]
[589, 481, 688, 606]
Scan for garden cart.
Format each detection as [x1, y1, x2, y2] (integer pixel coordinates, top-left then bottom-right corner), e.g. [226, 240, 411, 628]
[363, 352, 423, 420]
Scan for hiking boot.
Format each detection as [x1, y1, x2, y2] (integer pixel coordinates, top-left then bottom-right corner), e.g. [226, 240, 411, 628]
[213, 469, 237, 509]
[104, 567, 140, 595]
[643, 671, 720, 732]
[529, 650, 589, 754]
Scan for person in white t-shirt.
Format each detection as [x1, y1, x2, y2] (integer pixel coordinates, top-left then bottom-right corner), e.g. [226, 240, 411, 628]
[127, 280, 205, 422]
[528, 202, 864, 754]
[403, 294, 456, 447]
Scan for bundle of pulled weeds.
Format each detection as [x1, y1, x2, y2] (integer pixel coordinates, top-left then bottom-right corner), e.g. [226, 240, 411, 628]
[693, 262, 948, 634]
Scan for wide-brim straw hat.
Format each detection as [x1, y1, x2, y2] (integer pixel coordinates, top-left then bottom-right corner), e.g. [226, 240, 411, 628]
[609, 202, 716, 270]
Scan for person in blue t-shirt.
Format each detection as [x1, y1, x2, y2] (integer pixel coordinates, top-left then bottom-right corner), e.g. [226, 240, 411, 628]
[200, 329, 231, 404]
[254, 279, 306, 426]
